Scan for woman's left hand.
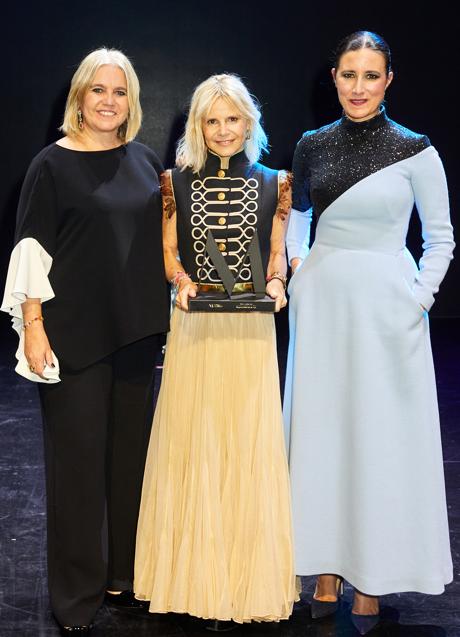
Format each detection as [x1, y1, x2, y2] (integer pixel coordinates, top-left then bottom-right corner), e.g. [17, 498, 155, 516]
[266, 279, 287, 313]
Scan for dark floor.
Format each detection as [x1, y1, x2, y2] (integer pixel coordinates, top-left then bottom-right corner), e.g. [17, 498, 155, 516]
[0, 319, 459, 637]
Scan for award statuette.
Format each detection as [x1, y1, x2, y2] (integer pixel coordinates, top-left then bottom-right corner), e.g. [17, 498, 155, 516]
[188, 230, 275, 313]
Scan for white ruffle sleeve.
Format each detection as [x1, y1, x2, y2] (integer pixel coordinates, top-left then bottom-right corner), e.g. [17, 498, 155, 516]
[1, 237, 60, 382]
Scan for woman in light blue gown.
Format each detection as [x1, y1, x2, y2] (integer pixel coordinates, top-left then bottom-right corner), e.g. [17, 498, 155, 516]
[284, 30, 454, 634]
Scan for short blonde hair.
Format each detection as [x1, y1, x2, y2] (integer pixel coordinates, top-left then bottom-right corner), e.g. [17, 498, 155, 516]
[60, 48, 142, 142]
[176, 74, 268, 173]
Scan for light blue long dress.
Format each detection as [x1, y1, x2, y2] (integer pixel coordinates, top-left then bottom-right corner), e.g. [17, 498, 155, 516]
[284, 109, 454, 595]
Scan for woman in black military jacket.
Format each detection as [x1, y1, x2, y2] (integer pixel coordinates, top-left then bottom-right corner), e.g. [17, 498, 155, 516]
[134, 73, 298, 627]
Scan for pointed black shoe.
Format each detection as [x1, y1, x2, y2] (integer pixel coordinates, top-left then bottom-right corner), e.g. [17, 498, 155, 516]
[104, 590, 147, 609]
[311, 577, 343, 619]
[350, 612, 380, 635]
[205, 619, 237, 632]
[311, 598, 339, 619]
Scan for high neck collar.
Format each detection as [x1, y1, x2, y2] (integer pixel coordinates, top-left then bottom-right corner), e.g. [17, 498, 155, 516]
[340, 106, 388, 133]
[206, 148, 250, 171]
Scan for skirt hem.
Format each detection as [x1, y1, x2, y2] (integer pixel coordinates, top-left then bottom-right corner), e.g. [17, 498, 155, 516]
[295, 565, 453, 596]
[134, 599, 297, 623]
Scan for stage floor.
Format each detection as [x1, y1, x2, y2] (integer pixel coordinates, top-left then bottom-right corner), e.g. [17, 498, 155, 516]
[0, 319, 459, 637]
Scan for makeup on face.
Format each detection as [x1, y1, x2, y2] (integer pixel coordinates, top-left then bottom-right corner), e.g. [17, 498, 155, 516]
[80, 65, 129, 138]
[202, 97, 249, 157]
[332, 48, 393, 122]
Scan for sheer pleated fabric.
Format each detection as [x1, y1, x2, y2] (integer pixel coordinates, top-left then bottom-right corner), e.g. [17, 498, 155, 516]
[134, 309, 297, 622]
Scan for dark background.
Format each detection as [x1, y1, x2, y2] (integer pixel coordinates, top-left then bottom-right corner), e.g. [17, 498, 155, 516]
[1, 0, 458, 352]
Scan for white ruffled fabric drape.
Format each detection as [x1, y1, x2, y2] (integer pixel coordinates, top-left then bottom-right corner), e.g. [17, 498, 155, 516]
[1, 237, 60, 382]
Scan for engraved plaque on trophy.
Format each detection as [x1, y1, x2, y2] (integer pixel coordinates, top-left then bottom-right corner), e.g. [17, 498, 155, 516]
[188, 229, 275, 313]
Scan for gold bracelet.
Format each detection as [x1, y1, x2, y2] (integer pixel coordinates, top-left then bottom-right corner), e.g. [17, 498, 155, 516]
[266, 272, 287, 289]
[23, 316, 44, 329]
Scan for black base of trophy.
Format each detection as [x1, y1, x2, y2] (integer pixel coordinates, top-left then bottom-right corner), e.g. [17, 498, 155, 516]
[189, 230, 277, 314]
[188, 292, 275, 313]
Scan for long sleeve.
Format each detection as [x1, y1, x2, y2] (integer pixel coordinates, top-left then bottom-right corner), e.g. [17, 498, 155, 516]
[286, 208, 312, 263]
[291, 134, 311, 213]
[1, 152, 60, 382]
[410, 146, 455, 311]
[3, 142, 169, 376]
[287, 134, 313, 263]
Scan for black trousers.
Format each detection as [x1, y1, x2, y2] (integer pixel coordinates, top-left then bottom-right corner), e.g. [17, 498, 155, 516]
[38, 335, 159, 626]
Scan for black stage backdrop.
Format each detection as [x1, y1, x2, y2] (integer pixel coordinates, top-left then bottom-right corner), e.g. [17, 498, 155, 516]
[1, 0, 458, 350]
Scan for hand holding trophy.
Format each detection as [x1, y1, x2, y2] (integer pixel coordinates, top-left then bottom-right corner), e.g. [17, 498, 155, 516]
[188, 229, 276, 313]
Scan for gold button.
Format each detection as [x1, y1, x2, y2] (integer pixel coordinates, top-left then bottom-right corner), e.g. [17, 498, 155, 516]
[218, 217, 226, 225]
[217, 192, 225, 201]
[218, 243, 226, 252]
[217, 169, 225, 177]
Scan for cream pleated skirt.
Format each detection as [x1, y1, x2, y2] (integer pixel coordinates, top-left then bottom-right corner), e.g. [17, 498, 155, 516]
[134, 309, 297, 623]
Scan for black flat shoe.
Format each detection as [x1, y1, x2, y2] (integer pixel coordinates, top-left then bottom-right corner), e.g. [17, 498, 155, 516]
[351, 612, 380, 635]
[205, 619, 237, 632]
[311, 577, 343, 619]
[104, 590, 147, 609]
[59, 627, 91, 635]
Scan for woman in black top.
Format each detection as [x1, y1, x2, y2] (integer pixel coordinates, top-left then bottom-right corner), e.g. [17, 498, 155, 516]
[1, 48, 169, 634]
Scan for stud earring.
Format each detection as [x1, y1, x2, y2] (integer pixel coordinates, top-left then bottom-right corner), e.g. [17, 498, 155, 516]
[77, 109, 83, 130]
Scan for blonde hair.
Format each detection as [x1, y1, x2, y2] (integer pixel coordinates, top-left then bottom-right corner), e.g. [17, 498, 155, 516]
[60, 48, 142, 142]
[176, 73, 268, 173]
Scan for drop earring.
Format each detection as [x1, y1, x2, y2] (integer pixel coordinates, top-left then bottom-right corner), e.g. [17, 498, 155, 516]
[77, 109, 83, 130]
[245, 129, 251, 140]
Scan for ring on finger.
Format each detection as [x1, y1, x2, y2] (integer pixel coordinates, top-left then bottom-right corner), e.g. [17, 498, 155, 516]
[29, 364, 36, 372]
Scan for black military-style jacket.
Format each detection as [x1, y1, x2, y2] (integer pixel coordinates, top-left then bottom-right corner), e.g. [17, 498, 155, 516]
[171, 151, 279, 285]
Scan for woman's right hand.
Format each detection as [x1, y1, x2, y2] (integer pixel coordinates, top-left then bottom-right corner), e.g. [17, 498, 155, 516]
[24, 322, 54, 379]
[290, 257, 302, 274]
[175, 277, 198, 311]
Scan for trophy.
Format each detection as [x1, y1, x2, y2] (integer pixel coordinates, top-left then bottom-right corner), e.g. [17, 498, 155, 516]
[188, 229, 275, 313]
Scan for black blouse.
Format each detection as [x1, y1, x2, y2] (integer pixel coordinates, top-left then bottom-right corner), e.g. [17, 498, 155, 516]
[14, 141, 170, 370]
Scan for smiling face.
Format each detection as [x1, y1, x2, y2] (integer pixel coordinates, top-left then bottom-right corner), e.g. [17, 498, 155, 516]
[202, 97, 249, 157]
[79, 65, 129, 139]
[332, 48, 393, 122]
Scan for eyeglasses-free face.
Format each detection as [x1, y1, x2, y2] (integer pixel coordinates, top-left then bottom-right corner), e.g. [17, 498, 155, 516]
[332, 48, 393, 122]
